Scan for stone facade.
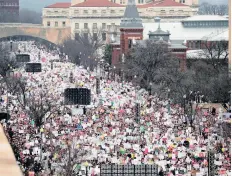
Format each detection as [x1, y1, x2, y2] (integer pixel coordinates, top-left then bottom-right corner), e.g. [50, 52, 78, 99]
[0, 24, 70, 44]
[43, 0, 198, 38]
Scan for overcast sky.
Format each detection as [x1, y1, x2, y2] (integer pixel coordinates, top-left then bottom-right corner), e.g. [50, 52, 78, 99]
[20, 0, 228, 12]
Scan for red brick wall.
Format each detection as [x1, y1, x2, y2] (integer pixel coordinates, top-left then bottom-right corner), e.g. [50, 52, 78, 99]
[120, 28, 143, 55]
[173, 52, 187, 71]
[112, 45, 121, 65]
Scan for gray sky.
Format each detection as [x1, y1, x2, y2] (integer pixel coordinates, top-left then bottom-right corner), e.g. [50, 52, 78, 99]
[20, 0, 228, 12]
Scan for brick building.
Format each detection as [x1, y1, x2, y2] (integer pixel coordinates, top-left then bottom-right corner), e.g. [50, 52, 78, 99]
[0, 0, 19, 22]
[110, 0, 188, 70]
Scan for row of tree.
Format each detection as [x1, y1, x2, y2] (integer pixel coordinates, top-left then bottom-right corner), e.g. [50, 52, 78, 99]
[198, 2, 228, 15]
[123, 40, 230, 104]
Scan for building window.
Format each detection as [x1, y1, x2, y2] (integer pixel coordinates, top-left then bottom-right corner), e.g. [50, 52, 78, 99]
[84, 10, 88, 14]
[84, 23, 88, 29]
[102, 33, 106, 41]
[74, 10, 79, 14]
[170, 10, 174, 13]
[55, 21, 58, 27]
[54, 11, 58, 13]
[93, 23, 97, 29]
[111, 23, 115, 26]
[161, 10, 166, 13]
[138, 0, 144, 3]
[92, 10, 97, 14]
[102, 23, 106, 29]
[75, 33, 80, 41]
[47, 21, 50, 27]
[111, 10, 115, 13]
[62, 21, 66, 27]
[75, 23, 79, 29]
[101, 10, 106, 14]
[120, 10, 124, 13]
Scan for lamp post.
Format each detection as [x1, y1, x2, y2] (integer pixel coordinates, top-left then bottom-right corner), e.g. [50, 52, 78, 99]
[38, 51, 41, 61]
[10, 40, 13, 51]
[69, 71, 73, 83]
[167, 89, 171, 115]
[183, 94, 186, 114]
[79, 52, 82, 66]
[149, 82, 152, 96]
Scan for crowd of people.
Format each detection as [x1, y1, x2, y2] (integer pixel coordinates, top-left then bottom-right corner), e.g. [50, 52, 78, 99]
[0, 41, 231, 176]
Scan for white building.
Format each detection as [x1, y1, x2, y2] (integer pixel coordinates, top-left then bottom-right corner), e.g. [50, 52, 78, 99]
[42, 0, 199, 38]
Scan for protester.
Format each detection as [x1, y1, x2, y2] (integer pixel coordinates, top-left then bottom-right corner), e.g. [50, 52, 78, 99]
[0, 41, 231, 176]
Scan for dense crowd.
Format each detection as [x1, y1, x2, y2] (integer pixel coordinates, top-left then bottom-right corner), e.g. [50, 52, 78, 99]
[0, 41, 231, 176]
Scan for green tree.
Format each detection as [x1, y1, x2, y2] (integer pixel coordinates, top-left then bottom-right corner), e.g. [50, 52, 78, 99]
[103, 44, 112, 65]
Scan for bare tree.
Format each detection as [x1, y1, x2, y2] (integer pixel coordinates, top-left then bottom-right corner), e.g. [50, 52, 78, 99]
[198, 2, 228, 15]
[0, 43, 18, 77]
[9, 79, 61, 128]
[125, 40, 181, 96]
[125, 39, 230, 104]
[24, 91, 60, 128]
[200, 40, 229, 70]
[61, 28, 105, 69]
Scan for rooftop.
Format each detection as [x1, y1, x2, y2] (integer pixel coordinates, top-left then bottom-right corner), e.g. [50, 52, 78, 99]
[45, 2, 71, 8]
[120, 0, 143, 29]
[182, 15, 228, 22]
[45, 0, 188, 9]
[202, 29, 229, 41]
[71, 0, 123, 7]
[143, 21, 228, 40]
[154, 0, 188, 7]
[149, 28, 170, 35]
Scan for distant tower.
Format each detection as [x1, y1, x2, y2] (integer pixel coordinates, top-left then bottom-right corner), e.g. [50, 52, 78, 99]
[120, 0, 143, 55]
[0, 0, 19, 22]
[148, 17, 171, 42]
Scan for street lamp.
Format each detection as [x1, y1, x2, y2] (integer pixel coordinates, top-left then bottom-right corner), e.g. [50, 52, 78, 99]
[167, 89, 171, 114]
[79, 52, 82, 65]
[87, 67, 90, 79]
[10, 40, 13, 51]
[183, 94, 186, 114]
[149, 82, 152, 96]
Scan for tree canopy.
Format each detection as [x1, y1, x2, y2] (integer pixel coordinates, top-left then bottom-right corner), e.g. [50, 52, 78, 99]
[125, 40, 230, 104]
